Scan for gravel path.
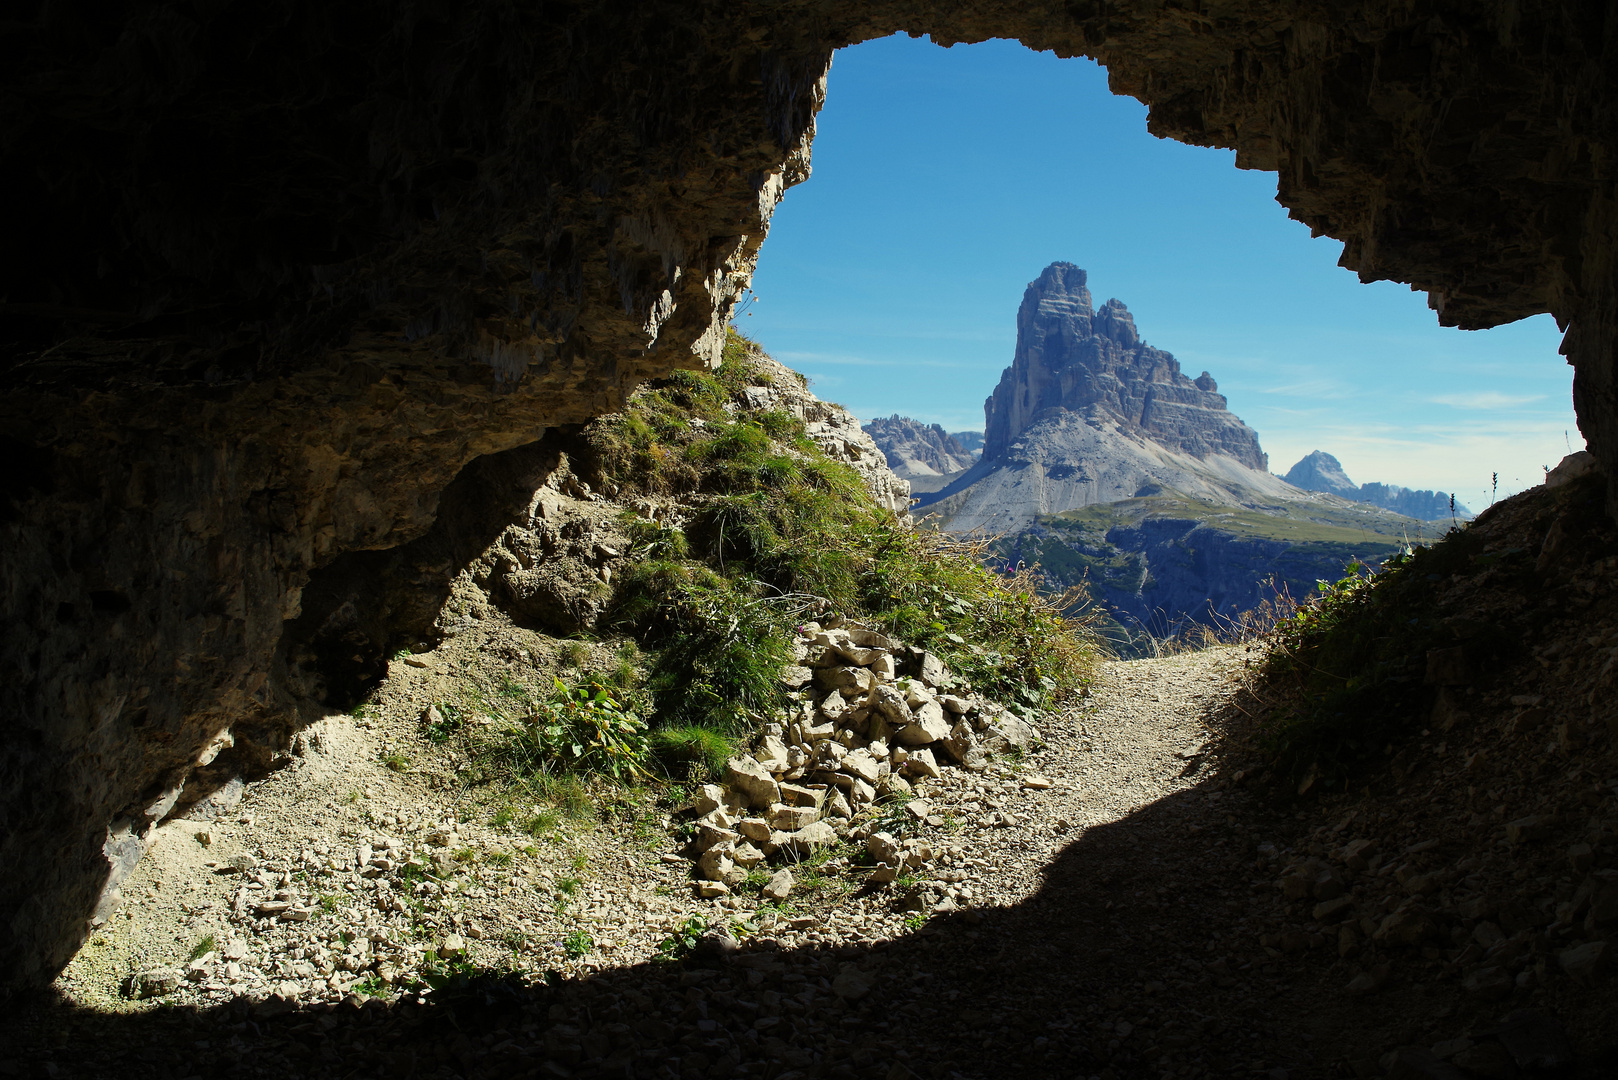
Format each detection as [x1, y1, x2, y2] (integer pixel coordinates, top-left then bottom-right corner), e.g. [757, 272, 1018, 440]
[13, 644, 1616, 1078]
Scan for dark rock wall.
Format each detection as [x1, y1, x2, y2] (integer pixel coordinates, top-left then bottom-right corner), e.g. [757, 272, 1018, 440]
[982, 263, 1269, 468]
[0, 0, 830, 996]
[3, 0, 1616, 997]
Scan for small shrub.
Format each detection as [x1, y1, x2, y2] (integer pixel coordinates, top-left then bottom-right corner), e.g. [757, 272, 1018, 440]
[655, 916, 709, 962]
[189, 934, 217, 961]
[486, 679, 651, 783]
[562, 930, 593, 960]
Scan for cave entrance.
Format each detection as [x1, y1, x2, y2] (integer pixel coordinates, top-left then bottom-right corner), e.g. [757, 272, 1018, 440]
[747, 34, 1579, 515]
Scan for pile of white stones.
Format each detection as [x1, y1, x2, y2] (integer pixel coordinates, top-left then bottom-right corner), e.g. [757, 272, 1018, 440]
[682, 620, 1040, 896]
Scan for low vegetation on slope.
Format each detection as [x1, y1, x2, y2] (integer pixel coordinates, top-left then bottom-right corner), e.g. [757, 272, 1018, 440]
[1240, 467, 1614, 795]
[994, 490, 1443, 656]
[587, 331, 1099, 750]
[420, 329, 1100, 802]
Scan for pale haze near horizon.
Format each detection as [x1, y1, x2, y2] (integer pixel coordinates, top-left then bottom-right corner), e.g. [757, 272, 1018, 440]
[743, 34, 1583, 513]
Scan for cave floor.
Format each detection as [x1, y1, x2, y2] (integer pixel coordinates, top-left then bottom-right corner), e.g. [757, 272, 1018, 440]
[9, 621, 1617, 1078]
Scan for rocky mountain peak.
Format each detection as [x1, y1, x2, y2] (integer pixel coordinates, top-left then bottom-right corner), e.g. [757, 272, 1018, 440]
[982, 263, 1267, 472]
[1284, 451, 1358, 497]
[862, 415, 977, 478]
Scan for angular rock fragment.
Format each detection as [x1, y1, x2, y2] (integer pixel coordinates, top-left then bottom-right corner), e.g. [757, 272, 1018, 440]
[762, 869, 794, 901]
[901, 748, 942, 780]
[769, 804, 821, 831]
[697, 844, 735, 882]
[724, 757, 780, 810]
[896, 700, 951, 746]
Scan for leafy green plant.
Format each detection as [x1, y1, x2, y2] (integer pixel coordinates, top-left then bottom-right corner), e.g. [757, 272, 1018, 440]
[655, 916, 709, 962]
[189, 934, 217, 961]
[422, 702, 464, 743]
[351, 974, 389, 998]
[868, 792, 917, 838]
[561, 930, 594, 959]
[485, 679, 651, 782]
[380, 750, 412, 772]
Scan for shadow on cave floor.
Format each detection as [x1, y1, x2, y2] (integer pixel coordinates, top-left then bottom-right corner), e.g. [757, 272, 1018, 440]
[9, 648, 1618, 1080]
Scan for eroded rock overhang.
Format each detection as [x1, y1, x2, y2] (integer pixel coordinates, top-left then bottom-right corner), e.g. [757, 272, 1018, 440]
[1, 0, 1613, 999]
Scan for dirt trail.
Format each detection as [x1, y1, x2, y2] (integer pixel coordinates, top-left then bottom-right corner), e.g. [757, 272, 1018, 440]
[12, 643, 1616, 1079]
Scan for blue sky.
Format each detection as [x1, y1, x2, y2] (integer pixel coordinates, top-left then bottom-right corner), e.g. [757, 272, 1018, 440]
[743, 34, 1581, 511]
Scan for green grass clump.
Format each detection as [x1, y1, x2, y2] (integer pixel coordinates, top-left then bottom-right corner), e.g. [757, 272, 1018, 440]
[858, 525, 1100, 715]
[611, 560, 795, 733]
[650, 724, 735, 780]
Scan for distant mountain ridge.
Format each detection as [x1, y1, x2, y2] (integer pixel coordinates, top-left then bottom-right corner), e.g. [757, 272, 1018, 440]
[896, 260, 1434, 652]
[861, 415, 977, 477]
[1284, 450, 1471, 521]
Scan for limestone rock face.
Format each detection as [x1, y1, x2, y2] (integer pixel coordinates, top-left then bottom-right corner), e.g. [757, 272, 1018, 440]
[983, 263, 1267, 471]
[862, 416, 978, 477]
[921, 264, 1288, 533]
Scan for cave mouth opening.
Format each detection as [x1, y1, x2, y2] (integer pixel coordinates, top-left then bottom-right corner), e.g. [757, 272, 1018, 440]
[747, 33, 1580, 518]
